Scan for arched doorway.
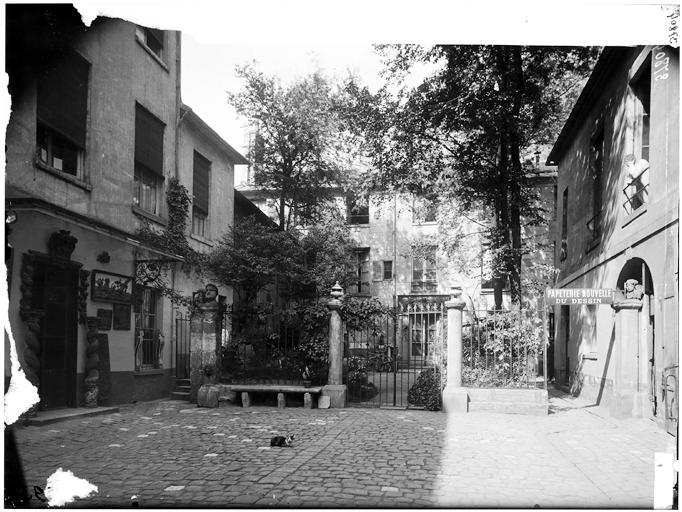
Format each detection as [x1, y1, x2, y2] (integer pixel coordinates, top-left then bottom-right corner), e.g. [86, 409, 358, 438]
[616, 257, 656, 417]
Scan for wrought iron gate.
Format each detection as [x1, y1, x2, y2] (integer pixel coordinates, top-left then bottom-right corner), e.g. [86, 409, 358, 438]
[345, 296, 447, 408]
[175, 313, 191, 379]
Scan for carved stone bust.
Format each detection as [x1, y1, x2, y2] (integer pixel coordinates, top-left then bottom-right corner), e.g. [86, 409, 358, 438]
[195, 283, 219, 308]
[48, 230, 78, 260]
[624, 278, 644, 300]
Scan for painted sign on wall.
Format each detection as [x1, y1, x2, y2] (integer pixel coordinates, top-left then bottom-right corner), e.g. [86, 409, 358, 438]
[545, 288, 616, 305]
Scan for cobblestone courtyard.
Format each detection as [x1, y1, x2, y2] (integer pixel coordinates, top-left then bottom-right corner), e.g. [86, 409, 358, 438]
[11, 390, 676, 508]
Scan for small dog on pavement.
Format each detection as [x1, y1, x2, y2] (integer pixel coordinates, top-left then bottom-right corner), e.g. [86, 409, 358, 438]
[270, 435, 294, 447]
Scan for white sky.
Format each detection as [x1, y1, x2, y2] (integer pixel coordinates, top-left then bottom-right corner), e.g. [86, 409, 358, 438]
[179, 40, 387, 154]
[35, 1, 682, 158]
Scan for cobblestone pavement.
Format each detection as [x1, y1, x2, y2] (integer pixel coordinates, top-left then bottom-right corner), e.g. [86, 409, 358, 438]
[12, 390, 676, 508]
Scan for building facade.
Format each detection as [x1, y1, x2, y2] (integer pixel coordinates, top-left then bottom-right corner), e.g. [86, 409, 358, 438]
[546, 46, 679, 432]
[5, 7, 247, 410]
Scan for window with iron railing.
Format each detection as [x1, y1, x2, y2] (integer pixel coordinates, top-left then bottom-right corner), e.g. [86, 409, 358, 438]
[622, 55, 651, 216]
[623, 161, 650, 215]
[134, 286, 161, 370]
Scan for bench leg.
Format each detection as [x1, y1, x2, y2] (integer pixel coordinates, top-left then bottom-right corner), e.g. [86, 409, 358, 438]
[241, 392, 251, 408]
[277, 393, 286, 409]
[304, 392, 313, 409]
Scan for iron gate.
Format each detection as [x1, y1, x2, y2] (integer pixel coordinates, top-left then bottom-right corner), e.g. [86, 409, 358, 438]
[345, 296, 447, 408]
[175, 313, 191, 379]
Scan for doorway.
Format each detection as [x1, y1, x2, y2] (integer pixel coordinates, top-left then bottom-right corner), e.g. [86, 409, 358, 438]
[33, 263, 78, 409]
[561, 305, 570, 386]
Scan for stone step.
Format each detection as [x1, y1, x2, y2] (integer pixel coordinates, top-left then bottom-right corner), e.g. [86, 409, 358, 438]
[170, 391, 190, 401]
[175, 378, 190, 386]
[468, 401, 548, 416]
[174, 385, 191, 392]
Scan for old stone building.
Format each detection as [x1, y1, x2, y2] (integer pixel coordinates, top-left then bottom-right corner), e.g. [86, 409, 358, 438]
[546, 46, 679, 432]
[4, 6, 247, 409]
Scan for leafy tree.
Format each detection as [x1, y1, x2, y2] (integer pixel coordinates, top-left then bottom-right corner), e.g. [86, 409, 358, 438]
[341, 45, 599, 305]
[203, 214, 357, 307]
[229, 65, 351, 230]
[298, 217, 356, 299]
[202, 215, 304, 306]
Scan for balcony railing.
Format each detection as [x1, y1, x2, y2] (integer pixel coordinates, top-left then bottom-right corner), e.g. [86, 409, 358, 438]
[135, 328, 162, 371]
[622, 167, 650, 215]
[411, 280, 438, 293]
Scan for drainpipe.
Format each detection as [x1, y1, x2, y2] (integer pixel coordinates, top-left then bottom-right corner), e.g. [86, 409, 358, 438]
[170, 30, 182, 375]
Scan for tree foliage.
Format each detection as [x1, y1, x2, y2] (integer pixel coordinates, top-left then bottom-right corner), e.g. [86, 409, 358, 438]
[229, 65, 352, 230]
[341, 45, 599, 304]
[203, 215, 357, 307]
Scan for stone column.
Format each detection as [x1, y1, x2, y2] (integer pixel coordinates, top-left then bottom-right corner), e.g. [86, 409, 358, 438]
[442, 286, 468, 413]
[322, 282, 346, 408]
[190, 300, 221, 404]
[610, 295, 644, 418]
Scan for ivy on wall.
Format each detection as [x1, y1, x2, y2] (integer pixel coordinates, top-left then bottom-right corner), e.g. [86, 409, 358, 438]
[135, 177, 204, 309]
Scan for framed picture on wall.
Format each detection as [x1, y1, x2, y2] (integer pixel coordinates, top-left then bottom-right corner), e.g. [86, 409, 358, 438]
[97, 308, 113, 331]
[112, 303, 131, 331]
[91, 270, 133, 303]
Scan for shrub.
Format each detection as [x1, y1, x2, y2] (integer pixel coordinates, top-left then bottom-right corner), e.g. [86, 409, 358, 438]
[408, 367, 443, 411]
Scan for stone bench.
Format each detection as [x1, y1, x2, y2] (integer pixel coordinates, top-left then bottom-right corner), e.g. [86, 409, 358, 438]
[218, 384, 324, 409]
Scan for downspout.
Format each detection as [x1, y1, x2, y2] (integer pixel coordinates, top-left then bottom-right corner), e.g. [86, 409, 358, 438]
[170, 30, 182, 375]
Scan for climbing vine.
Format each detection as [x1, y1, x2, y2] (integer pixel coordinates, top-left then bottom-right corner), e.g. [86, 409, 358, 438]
[135, 177, 203, 309]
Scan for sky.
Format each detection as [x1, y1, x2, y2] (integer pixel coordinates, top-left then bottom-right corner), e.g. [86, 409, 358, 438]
[179, 41, 387, 155]
[69, 0, 676, 163]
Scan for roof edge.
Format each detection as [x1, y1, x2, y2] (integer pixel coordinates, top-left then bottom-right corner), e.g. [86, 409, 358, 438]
[546, 46, 634, 166]
[180, 104, 250, 166]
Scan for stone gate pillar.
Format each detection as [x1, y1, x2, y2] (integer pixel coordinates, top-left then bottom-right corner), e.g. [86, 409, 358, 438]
[322, 282, 346, 408]
[189, 284, 222, 403]
[442, 286, 468, 413]
[610, 282, 644, 418]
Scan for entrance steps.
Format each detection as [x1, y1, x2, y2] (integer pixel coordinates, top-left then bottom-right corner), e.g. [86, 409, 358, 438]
[466, 387, 549, 415]
[171, 378, 191, 401]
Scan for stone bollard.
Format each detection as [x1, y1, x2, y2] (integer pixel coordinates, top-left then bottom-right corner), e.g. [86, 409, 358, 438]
[303, 393, 313, 409]
[277, 393, 286, 409]
[197, 385, 219, 408]
[442, 286, 468, 413]
[241, 392, 251, 408]
[322, 282, 347, 408]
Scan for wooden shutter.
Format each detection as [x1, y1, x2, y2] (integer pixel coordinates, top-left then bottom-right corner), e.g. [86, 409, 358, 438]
[135, 104, 165, 176]
[37, 51, 90, 148]
[372, 261, 383, 281]
[193, 151, 210, 214]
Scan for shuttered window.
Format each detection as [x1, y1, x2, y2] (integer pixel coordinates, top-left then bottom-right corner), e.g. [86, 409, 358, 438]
[37, 50, 90, 149]
[192, 151, 210, 214]
[134, 104, 165, 177]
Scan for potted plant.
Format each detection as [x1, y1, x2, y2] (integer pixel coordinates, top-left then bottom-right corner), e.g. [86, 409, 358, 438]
[302, 366, 312, 388]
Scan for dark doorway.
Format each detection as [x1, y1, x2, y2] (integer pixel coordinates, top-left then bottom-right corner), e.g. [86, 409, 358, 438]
[561, 305, 570, 386]
[33, 263, 78, 409]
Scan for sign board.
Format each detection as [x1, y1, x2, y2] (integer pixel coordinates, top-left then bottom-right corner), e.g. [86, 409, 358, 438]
[545, 288, 616, 306]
